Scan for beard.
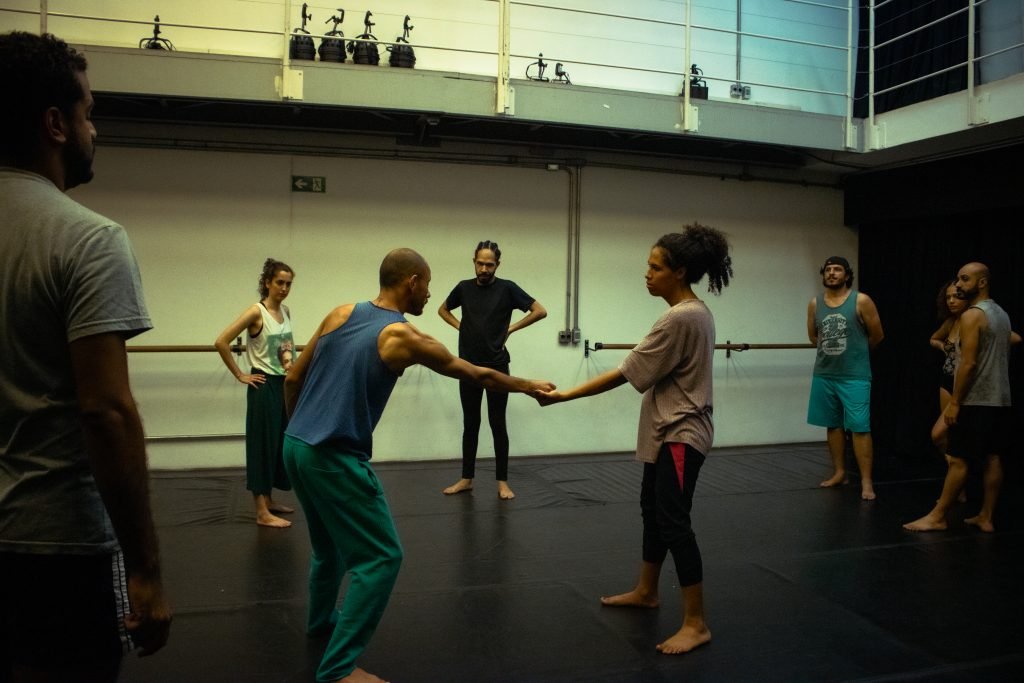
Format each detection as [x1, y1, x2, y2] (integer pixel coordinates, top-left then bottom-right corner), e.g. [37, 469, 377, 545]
[62, 127, 95, 189]
[822, 276, 847, 290]
[957, 283, 979, 301]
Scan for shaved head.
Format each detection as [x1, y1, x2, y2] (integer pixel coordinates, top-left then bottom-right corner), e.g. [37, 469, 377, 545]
[379, 248, 429, 288]
[960, 262, 990, 280]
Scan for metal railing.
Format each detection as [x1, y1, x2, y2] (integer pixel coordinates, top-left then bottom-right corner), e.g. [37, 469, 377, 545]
[2, 0, 858, 120]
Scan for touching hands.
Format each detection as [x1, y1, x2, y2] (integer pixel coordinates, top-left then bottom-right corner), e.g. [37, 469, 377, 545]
[532, 388, 563, 406]
[527, 379, 556, 395]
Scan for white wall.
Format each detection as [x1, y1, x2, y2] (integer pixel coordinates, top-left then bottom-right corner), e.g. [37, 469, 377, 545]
[69, 145, 853, 469]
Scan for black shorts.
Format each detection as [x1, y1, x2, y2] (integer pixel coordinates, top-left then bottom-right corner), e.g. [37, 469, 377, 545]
[946, 406, 1012, 462]
[0, 551, 131, 680]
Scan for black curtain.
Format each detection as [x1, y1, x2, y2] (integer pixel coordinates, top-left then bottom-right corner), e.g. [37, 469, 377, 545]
[855, 0, 971, 118]
[848, 145, 1024, 506]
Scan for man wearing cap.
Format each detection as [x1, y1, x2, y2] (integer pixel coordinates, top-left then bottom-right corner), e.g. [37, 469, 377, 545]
[806, 256, 884, 500]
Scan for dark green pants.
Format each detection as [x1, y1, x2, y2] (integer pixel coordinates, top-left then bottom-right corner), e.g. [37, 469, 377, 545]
[283, 435, 403, 682]
[245, 373, 290, 494]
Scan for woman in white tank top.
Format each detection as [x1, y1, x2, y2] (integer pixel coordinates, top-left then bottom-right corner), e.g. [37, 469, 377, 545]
[215, 258, 297, 528]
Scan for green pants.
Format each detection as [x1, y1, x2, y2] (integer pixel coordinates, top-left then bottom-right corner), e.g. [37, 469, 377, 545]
[245, 373, 290, 494]
[283, 435, 403, 682]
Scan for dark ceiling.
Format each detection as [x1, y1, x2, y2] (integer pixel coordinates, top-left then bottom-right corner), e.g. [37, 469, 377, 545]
[92, 92, 821, 171]
[93, 90, 1024, 185]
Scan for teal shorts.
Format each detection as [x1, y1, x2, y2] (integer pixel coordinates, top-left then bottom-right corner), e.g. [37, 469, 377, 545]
[807, 376, 872, 433]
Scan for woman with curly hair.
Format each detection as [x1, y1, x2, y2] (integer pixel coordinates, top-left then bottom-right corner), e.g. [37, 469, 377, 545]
[928, 279, 967, 455]
[215, 258, 296, 527]
[536, 223, 732, 655]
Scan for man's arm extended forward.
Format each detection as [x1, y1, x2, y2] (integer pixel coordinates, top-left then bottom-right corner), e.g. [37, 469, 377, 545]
[380, 322, 554, 394]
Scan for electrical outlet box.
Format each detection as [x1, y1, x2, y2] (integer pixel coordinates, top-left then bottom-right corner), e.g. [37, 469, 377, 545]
[572, 328, 581, 344]
[558, 330, 571, 344]
[730, 83, 743, 98]
[742, 85, 751, 100]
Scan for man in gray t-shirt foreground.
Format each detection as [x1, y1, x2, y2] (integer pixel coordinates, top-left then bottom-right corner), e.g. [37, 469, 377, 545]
[0, 31, 171, 680]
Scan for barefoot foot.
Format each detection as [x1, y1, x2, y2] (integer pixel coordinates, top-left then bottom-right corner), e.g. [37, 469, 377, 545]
[498, 481, 516, 500]
[861, 482, 876, 501]
[600, 589, 659, 608]
[268, 501, 295, 514]
[336, 667, 388, 683]
[443, 478, 473, 495]
[965, 515, 994, 533]
[903, 514, 947, 532]
[257, 512, 292, 528]
[820, 472, 848, 488]
[655, 625, 711, 655]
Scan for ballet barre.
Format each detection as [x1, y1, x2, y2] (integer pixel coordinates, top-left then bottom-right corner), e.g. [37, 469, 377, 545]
[126, 344, 306, 353]
[584, 340, 815, 358]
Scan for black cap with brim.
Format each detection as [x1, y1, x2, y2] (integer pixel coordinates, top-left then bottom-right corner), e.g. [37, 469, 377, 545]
[823, 256, 851, 271]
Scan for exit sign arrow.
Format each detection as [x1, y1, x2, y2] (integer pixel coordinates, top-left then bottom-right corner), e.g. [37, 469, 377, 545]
[292, 175, 326, 193]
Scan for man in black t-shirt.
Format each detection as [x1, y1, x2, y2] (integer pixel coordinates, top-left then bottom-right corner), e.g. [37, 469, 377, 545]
[439, 240, 547, 499]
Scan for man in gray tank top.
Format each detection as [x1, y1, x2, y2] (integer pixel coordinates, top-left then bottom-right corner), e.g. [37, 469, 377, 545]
[905, 262, 1018, 533]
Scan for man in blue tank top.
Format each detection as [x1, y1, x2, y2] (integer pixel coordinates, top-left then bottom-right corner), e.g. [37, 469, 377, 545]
[282, 248, 554, 683]
[806, 256, 885, 501]
[905, 262, 1017, 533]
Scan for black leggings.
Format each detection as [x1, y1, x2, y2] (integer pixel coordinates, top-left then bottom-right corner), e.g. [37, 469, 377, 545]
[640, 442, 706, 587]
[459, 363, 510, 480]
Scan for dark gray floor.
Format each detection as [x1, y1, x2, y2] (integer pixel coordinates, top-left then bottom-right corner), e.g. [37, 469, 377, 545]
[119, 444, 1024, 682]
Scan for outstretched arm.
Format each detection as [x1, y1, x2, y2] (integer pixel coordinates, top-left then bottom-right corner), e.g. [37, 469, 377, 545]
[380, 322, 553, 394]
[535, 368, 628, 406]
[70, 333, 172, 656]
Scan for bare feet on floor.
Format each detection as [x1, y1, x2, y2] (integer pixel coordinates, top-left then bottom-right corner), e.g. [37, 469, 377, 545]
[861, 482, 876, 500]
[656, 625, 711, 655]
[965, 515, 994, 533]
[600, 589, 659, 609]
[819, 472, 848, 488]
[443, 478, 473, 495]
[336, 667, 388, 683]
[268, 501, 295, 514]
[256, 512, 292, 528]
[903, 514, 947, 532]
[498, 481, 516, 500]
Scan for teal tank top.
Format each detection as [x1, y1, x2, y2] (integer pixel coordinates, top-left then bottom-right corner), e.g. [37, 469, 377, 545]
[813, 290, 871, 379]
[285, 301, 407, 460]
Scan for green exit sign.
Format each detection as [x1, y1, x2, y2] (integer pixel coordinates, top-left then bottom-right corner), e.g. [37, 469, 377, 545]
[292, 175, 326, 193]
